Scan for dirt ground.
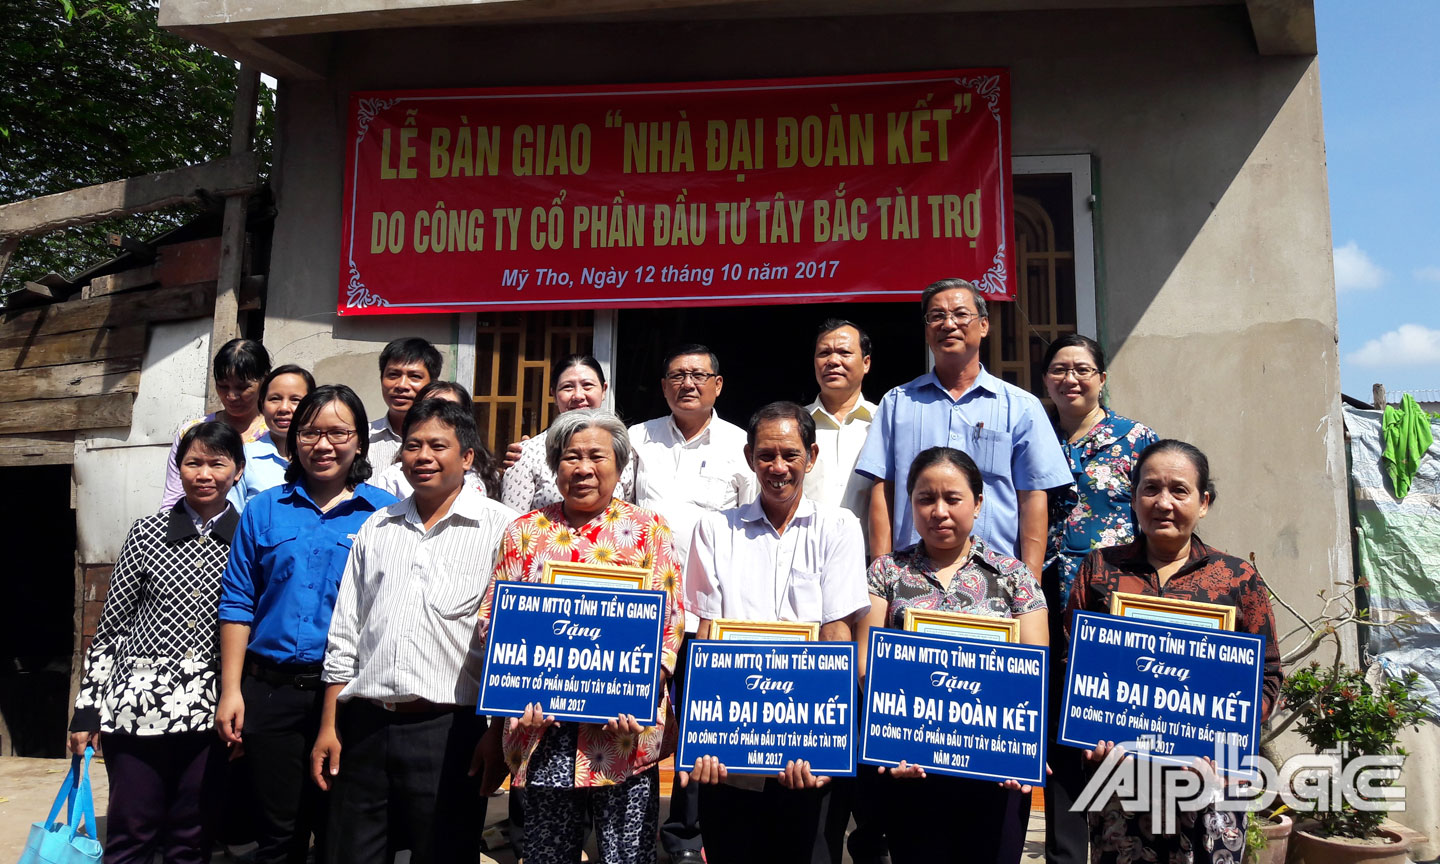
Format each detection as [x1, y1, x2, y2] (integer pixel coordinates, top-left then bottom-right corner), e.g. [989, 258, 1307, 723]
[0, 756, 1046, 862]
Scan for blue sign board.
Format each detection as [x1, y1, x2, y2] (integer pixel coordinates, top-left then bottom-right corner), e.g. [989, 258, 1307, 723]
[1059, 611, 1265, 777]
[677, 641, 857, 776]
[478, 581, 667, 724]
[860, 628, 1048, 785]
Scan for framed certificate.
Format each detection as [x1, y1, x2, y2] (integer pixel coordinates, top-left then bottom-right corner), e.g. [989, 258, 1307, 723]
[902, 608, 1018, 643]
[541, 560, 651, 591]
[710, 619, 818, 642]
[1109, 591, 1235, 631]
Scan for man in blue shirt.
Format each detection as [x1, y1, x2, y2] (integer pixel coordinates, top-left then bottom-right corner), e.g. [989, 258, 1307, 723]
[855, 278, 1070, 578]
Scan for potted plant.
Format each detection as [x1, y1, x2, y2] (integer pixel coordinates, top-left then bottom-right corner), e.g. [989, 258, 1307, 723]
[1278, 661, 1428, 864]
[1244, 805, 1293, 864]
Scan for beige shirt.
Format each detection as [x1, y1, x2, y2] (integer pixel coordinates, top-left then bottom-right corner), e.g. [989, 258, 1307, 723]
[803, 396, 877, 545]
[367, 416, 404, 476]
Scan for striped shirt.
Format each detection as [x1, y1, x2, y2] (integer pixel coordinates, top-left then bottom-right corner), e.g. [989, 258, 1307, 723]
[323, 483, 512, 706]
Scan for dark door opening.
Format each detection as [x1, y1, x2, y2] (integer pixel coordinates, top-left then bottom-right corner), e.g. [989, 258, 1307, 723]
[613, 301, 922, 430]
[0, 464, 76, 757]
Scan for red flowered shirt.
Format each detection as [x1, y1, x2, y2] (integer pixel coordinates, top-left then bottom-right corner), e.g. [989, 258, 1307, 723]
[478, 498, 685, 787]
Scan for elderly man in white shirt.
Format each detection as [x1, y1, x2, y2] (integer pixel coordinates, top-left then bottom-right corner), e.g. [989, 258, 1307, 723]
[685, 401, 870, 864]
[630, 343, 755, 864]
[803, 319, 878, 543]
[312, 398, 513, 864]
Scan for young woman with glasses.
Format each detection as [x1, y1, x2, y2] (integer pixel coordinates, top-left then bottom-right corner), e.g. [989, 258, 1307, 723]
[215, 385, 398, 864]
[1038, 334, 1158, 864]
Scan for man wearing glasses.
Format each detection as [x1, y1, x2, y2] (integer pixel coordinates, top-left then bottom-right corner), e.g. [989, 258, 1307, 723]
[855, 278, 1070, 582]
[629, 343, 756, 864]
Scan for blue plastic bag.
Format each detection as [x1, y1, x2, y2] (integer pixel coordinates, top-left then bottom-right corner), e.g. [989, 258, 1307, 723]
[18, 746, 103, 864]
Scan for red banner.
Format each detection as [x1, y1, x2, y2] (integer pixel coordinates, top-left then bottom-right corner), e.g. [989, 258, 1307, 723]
[338, 70, 1013, 315]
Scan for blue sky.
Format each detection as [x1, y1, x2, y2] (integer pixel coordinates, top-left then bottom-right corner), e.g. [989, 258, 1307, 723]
[1318, 1, 1440, 398]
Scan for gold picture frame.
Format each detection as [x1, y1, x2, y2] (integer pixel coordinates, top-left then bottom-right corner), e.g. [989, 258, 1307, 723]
[902, 608, 1018, 643]
[541, 560, 651, 591]
[709, 619, 818, 642]
[1109, 591, 1235, 631]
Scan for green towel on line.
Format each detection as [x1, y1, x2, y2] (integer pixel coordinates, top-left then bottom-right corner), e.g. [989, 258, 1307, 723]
[1382, 394, 1434, 499]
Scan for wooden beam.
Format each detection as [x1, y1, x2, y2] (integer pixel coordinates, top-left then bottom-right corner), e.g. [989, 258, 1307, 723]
[0, 325, 146, 371]
[0, 393, 134, 435]
[208, 66, 262, 414]
[0, 153, 260, 240]
[0, 237, 18, 285]
[86, 265, 157, 299]
[0, 282, 215, 341]
[0, 359, 141, 403]
[0, 432, 74, 467]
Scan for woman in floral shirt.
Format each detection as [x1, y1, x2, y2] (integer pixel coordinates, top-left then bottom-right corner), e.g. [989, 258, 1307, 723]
[1065, 440, 1282, 864]
[1041, 334, 1158, 864]
[859, 446, 1047, 864]
[71, 422, 246, 864]
[477, 408, 684, 864]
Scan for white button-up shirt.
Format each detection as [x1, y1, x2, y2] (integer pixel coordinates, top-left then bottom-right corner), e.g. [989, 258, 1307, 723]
[687, 497, 870, 626]
[322, 483, 514, 706]
[630, 412, 756, 632]
[367, 416, 404, 476]
[803, 396, 877, 543]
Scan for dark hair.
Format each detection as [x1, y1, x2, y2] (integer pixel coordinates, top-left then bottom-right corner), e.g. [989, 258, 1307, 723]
[746, 401, 817, 451]
[402, 393, 503, 500]
[552, 354, 607, 390]
[213, 338, 271, 384]
[175, 421, 246, 472]
[284, 384, 372, 488]
[920, 278, 989, 320]
[815, 318, 872, 358]
[379, 337, 443, 380]
[906, 446, 984, 499]
[259, 364, 316, 402]
[1041, 334, 1107, 375]
[1132, 439, 1217, 505]
[414, 380, 473, 411]
[662, 343, 721, 376]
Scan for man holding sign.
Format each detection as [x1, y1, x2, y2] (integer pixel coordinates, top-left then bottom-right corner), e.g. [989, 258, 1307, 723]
[683, 401, 870, 864]
[312, 399, 514, 864]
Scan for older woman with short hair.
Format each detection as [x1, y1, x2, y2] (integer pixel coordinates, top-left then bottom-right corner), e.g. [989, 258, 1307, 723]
[477, 408, 684, 864]
[1065, 439, 1282, 864]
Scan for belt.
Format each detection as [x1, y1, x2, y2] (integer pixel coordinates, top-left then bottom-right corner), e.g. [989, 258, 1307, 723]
[245, 659, 325, 691]
[366, 698, 466, 714]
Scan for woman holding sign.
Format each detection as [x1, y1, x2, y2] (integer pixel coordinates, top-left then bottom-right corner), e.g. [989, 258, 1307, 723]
[1041, 334, 1158, 864]
[1065, 440, 1282, 864]
[858, 446, 1048, 864]
[477, 408, 684, 864]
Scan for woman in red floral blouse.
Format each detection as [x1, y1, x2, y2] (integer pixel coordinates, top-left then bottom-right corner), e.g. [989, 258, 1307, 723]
[1065, 439, 1282, 864]
[477, 408, 684, 864]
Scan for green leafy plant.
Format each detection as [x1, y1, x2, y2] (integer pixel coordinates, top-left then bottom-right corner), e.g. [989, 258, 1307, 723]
[1280, 663, 1428, 838]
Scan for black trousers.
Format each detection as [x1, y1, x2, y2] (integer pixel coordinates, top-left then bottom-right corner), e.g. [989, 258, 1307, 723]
[325, 700, 486, 864]
[1043, 562, 1090, 864]
[881, 773, 1026, 864]
[659, 634, 703, 856]
[698, 780, 832, 864]
[100, 731, 227, 864]
[241, 674, 329, 864]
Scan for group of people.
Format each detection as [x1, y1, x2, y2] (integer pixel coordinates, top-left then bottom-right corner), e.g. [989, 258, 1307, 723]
[69, 276, 1283, 864]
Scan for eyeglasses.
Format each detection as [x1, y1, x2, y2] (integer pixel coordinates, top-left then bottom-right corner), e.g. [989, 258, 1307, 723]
[1045, 365, 1100, 381]
[664, 371, 717, 385]
[923, 309, 980, 327]
[297, 428, 357, 445]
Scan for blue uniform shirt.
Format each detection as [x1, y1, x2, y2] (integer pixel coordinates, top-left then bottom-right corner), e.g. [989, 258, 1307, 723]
[854, 366, 1072, 556]
[230, 432, 290, 511]
[219, 481, 398, 665]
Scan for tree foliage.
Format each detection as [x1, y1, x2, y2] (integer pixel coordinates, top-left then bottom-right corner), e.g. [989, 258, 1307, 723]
[0, 0, 272, 296]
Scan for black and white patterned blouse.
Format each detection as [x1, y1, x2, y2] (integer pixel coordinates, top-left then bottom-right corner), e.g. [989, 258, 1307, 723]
[71, 504, 238, 735]
[866, 537, 1047, 629]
